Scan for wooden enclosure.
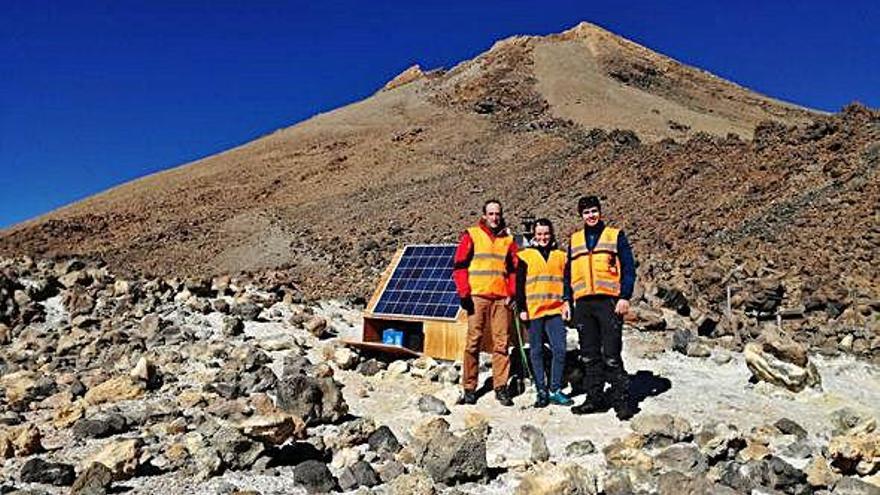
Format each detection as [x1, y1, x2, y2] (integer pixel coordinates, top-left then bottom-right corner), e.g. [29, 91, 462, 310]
[342, 245, 496, 361]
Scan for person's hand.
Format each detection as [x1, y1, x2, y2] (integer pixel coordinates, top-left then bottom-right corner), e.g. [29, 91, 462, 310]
[460, 296, 475, 315]
[615, 299, 630, 316]
[519, 311, 529, 321]
[561, 301, 571, 321]
[505, 296, 514, 308]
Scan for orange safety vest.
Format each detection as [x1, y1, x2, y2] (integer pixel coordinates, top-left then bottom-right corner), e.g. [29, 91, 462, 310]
[518, 247, 566, 319]
[467, 226, 513, 298]
[570, 227, 622, 299]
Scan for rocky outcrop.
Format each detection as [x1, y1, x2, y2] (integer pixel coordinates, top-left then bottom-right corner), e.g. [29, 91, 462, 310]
[744, 330, 822, 391]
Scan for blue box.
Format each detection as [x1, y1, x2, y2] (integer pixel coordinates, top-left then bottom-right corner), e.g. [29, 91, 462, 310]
[382, 329, 404, 346]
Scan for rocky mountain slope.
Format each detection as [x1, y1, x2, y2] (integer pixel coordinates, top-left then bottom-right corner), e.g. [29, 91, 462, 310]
[1, 258, 878, 493]
[1, 22, 878, 358]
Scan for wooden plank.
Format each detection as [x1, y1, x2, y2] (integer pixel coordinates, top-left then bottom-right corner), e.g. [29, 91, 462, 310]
[365, 247, 405, 313]
[340, 339, 422, 358]
[423, 319, 468, 361]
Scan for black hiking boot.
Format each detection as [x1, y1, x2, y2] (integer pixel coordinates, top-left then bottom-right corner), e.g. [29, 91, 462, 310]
[459, 390, 477, 405]
[613, 399, 637, 420]
[495, 386, 514, 407]
[571, 394, 608, 415]
[534, 390, 549, 408]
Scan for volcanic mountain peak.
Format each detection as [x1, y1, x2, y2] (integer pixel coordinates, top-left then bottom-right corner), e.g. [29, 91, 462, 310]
[2, 22, 875, 315]
[383, 64, 426, 91]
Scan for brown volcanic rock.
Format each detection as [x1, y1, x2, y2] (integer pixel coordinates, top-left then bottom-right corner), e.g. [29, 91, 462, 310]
[0, 22, 877, 340]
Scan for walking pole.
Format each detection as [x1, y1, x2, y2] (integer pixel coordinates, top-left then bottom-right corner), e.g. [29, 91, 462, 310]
[511, 303, 534, 382]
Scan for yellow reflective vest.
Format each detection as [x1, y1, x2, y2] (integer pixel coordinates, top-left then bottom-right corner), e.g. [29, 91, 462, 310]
[518, 247, 566, 319]
[467, 226, 513, 298]
[569, 227, 622, 299]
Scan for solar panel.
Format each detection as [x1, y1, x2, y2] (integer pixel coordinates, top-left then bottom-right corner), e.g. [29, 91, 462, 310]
[372, 244, 461, 320]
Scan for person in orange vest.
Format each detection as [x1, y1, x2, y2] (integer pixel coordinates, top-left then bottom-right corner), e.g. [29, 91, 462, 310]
[566, 196, 637, 420]
[452, 199, 518, 406]
[515, 218, 574, 408]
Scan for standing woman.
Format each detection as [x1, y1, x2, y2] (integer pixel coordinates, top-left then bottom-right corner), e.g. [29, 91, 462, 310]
[516, 218, 574, 407]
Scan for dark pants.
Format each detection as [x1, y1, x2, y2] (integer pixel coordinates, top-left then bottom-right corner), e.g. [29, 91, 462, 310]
[527, 315, 567, 393]
[573, 297, 629, 403]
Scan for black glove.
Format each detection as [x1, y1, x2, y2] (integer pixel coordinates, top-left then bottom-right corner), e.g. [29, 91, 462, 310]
[460, 296, 475, 315]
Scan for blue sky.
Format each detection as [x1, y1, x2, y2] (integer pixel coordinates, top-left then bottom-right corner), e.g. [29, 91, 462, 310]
[2, 1, 878, 228]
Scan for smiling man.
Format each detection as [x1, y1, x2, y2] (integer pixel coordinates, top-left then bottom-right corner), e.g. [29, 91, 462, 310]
[566, 195, 637, 420]
[453, 199, 518, 406]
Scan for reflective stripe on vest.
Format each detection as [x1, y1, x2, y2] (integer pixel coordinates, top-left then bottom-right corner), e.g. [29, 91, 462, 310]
[569, 227, 622, 298]
[467, 226, 513, 297]
[518, 248, 566, 319]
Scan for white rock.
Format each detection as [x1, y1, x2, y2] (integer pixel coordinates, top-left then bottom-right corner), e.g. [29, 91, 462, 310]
[387, 360, 409, 376]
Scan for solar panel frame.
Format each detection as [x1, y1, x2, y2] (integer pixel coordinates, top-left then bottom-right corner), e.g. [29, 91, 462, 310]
[370, 244, 462, 322]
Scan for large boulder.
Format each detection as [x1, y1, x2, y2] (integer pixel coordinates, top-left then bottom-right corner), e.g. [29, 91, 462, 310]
[20, 458, 76, 486]
[276, 374, 348, 425]
[83, 438, 142, 480]
[744, 333, 821, 392]
[0, 423, 43, 458]
[293, 460, 338, 493]
[83, 376, 145, 406]
[402, 417, 488, 484]
[630, 414, 693, 448]
[70, 462, 114, 494]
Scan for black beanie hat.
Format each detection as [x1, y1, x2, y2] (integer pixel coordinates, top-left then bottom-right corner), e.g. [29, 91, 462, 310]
[577, 195, 601, 214]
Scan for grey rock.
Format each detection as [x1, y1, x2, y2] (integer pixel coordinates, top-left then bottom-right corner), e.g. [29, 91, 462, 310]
[417, 395, 450, 416]
[368, 425, 402, 457]
[564, 439, 597, 457]
[631, 414, 693, 448]
[833, 477, 880, 495]
[520, 424, 550, 463]
[70, 462, 114, 495]
[378, 459, 406, 483]
[276, 375, 348, 426]
[830, 407, 877, 436]
[602, 468, 635, 495]
[408, 419, 488, 484]
[654, 443, 708, 475]
[222, 316, 244, 337]
[695, 423, 747, 462]
[238, 365, 277, 394]
[72, 414, 128, 439]
[20, 458, 75, 486]
[232, 302, 261, 321]
[338, 460, 381, 490]
[211, 426, 264, 470]
[293, 460, 338, 493]
[325, 417, 376, 451]
[775, 418, 808, 439]
[355, 359, 383, 376]
[763, 456, 810, 495]
[673, 328, 695, 354]
[686, 341, 712, 358]
[657, 471, 740, 495]
[781, 438, 815, 460]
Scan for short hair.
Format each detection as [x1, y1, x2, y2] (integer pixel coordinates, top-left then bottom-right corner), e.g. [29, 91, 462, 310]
[577, 195, 602, 214]
[483, 199, 503, 214]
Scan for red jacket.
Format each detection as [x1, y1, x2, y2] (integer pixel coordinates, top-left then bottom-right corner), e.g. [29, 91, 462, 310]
[452, 219, 518, 299]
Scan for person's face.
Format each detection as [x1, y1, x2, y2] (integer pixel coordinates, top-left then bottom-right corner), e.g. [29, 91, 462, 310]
[483, 202, 503, 229]
[581, 206, 601, 227]
[533, 225, 552, 247]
